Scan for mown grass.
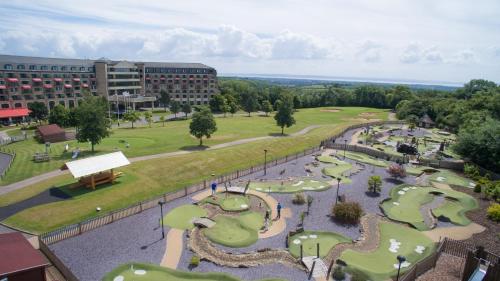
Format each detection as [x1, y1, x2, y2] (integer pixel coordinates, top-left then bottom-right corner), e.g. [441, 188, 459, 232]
[0, 107, 388, 185]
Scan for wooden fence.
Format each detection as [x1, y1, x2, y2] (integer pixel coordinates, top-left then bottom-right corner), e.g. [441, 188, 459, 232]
[39, 237, 79, 281]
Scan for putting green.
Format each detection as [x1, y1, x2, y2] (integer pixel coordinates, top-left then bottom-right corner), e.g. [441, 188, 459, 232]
[102, 262, 287, 281]
[340, 222, 436, 281]
[201, 194, 251, 211]
[203, 211, 264, 248]
[316, 155, 346, 165]
[381, 185, 478, 230]
[322, 160, 353, 184]
[429, 170, 475, 188]
[343, 151, 389, 167]
[288, 231, 351, 258]
[249, 179, 330, 193]
[162, 205, 208, 230]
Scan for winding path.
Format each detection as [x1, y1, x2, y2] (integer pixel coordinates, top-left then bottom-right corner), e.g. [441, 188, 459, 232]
[160, 228, 185, 269]
[0, 125, 324, 196]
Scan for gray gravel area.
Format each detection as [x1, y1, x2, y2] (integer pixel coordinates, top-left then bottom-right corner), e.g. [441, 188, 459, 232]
[0, 152, 12, 177]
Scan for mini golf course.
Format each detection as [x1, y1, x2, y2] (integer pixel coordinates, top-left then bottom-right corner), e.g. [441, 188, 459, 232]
[381, 185, 478, 230]
[201, 194, 251, 211]
[249, 179, 330, 193]
[203, 211, 264, 248]
[429, 170, 476, 188]
[316, 155, 346, 165]
[288, 231, 351, 258]
[339, 222, 436, 281]
[343, 151, 389, 167]
[102, 263, 286, 281]
[162, 205, 208, 230]
[321, 161, 353, 184]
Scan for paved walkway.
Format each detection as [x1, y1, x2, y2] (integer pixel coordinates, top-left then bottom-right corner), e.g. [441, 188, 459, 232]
[160, 228, 184, 269]
[0, 125, 323, 196]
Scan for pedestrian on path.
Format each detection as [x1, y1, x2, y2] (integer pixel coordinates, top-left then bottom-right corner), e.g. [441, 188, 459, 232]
[211, 181, 217, 195]
[276, 202, 282, 219]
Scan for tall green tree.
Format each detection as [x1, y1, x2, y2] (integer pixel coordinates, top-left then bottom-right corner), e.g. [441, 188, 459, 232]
[159, 90, 171, 112]
[189, 107, 217, 146]
[209, 94, 227, 113]
[123, 111, 141, 128]
[274, 96, 296, 135]
[170, 101, 181, 118]
[241, 91, 259, 116]
[228, 98, 239, 117]
[220, 99, 230, 117]
[75, 96, 111, 152]
[261, 100, 273, 116]
[144, 111, 153, 128]
[48, 104, 69, 127]
[182, 103, 192, 119]
[367, 175, 383, 194]
[28, 102, 48, 123]
[159, 115, 166, 127]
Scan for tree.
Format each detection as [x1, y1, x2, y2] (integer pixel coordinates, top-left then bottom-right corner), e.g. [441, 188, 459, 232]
[123, 111, 141, 128]
[159, 90, 171, 112]
[261, 100, 273, 116]
[159, 115, 166, 127]
[228, 100, 239, 117]
[144, 111, 153, 128]
[189, 107, 217, 146]
[274, 97, 296, 135]
[182, 103, 192, 119]
[209, 94, 227, 113]
[170, 101, 181, 118]
[48, 104, 69, 127]
[241, 91, 259, 116]
[367, 175, 383, 194]
[406, 114, 418, 131]
[220, 99, 230, 117]
[75, 96, 111, 152]
[387, 164, 407, 179]
[332, 202, 364, 224]
[28, 102, 48, 123]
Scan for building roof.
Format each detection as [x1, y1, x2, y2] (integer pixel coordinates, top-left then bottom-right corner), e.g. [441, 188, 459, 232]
[37, 124, 65, 136]
[62, 151, 130, 178]
[0, 232, 49, 276]
[0, 108, 31, 119]
[143, 61, 213, 69]
[419, 114, 435, 124]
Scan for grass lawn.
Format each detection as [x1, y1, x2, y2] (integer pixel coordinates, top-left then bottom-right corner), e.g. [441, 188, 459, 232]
[381, 185, 478, 230]
[429, 170, 475, 188]
[0, 107, 388, 185]
[203, 211, 264, 248]
[1, 108, 388, 233]
[288, 231, 351, 258]
[201, 194, 250, 211]
[162, 204, 208, 230]
[102, 262, 286, 281]
[249, 179, 330, 193]
[340, 222, 436, 281]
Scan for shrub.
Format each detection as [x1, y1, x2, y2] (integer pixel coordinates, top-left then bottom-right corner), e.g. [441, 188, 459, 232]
[473, 184, 482, 193]
[190, 255, 200, 267]
[332, 265, 346, 280]
[487, 204, 500, 222]
[350, 271, 368, 281]
[292, 193, 306, 205]
[332, 202, 364, 224]
[367, 175, 383, 194]
[387, 164, 407, 179]
[464, 163, 480, 180]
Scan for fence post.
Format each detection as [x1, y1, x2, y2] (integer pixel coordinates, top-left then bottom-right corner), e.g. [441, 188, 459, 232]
[78, 223, 82, 234]
[185, 187, 188, 196]
[139, 202, 143, 212]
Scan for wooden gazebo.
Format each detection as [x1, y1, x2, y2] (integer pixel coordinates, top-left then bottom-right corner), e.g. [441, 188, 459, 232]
[61, 151, 130, 189]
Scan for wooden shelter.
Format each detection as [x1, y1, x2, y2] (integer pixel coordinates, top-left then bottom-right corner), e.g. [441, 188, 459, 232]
[61, 151, 130, 189]
[418, 114, 435, 128]
[36, 124, 66, 143]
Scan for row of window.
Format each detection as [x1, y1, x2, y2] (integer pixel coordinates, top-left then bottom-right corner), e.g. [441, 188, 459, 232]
[145, 67, 214, 74]
[1, 72, 95, 79]
[3, 64, 94, 72]
[1, 100, 82, 110]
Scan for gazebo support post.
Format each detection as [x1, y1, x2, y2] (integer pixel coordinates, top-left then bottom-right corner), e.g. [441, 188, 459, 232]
[91, 175, 95, 190]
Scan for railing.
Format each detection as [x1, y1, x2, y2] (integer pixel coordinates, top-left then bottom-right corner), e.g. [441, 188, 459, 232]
[0, 147, 15, 180]
[39, 237, 79, 281]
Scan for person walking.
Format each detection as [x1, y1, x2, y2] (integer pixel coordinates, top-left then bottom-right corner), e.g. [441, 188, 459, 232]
[211, 181, 217, 196]
[276, 202, 282, 219]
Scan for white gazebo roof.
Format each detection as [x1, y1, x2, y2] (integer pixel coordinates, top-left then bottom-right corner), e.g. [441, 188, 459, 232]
[62, 151, 130, 178]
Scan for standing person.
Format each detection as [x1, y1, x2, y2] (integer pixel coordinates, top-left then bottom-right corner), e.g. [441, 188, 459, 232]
[276, 202, 282, 219]
[264, 209, 270, 230]
[211, 181, 217, 196]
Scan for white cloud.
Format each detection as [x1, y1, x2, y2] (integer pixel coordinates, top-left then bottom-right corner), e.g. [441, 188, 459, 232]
[400, 43, 443, 64]
[451, 49, 477, 64]
[271, 30, 334, 60]
[356, 40, 383, 63]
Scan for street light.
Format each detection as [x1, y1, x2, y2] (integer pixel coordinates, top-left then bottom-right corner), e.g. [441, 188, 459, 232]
[343, 139, 347, 159]
[335, 177, 341, 205]
[158, 201, 165, 239]
[396, 255, 406, 281]
[264, 149, 268, 175]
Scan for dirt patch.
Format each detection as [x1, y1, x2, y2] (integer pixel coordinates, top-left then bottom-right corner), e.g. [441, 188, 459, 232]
[320, 109, 341, 113]
[422, 223, 485, 242]
[358, 112, 377, 117]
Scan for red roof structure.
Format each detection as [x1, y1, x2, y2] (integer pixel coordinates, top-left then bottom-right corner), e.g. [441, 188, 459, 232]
[0, 108, 31, 119]
[36, 124, 66, 143]
[0, 232, 49, 277]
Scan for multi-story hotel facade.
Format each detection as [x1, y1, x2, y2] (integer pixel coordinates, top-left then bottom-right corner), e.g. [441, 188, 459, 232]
[0, 54, 219, 113]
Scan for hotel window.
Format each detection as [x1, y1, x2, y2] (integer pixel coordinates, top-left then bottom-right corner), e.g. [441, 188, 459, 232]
[17, 65, 25, 70]
[80, 67, 85, 71]
[41, 65, 48, 70]
[88, 67, 93, 71]
[29, 65, 37, 70]
[61, 66, 67, 71]
[3, 64, 13, 70]
[70, 67, 76, 71]
[51, 66, 58, 71]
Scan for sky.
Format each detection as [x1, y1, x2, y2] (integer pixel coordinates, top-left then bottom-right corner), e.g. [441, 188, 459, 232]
[0, 0, 499, 84]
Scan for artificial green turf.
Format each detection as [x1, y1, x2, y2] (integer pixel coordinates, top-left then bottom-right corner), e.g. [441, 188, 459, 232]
[343, 151, 389, 167]
[201, 194, 250, 211]
[102, 262, 287, 281]
[162, 205, 208, 230]
[322, 160, 353, 184]
[340, 222, 436, 281]
[381, 185, 478, 230]
[249, 179, 330, 193]
[203, 211, 264, 248]
[316, 155, 345, 164]
[288, 231, 351, 258]
[429, 170, 475, 188]
[0, 107, 388, 185]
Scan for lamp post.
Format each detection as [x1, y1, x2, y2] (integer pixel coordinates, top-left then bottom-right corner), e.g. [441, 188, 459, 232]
[264, 149, 268, 175]
[335, 177, 341, 205]
[158, 201, 165, 239]
[396, 255, 406, 281]
[402, 153, 407, 166]
[343, 139, 347, 159]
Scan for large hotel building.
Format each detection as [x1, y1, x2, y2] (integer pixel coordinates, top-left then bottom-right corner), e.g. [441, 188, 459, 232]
[0, 54, 219, 114]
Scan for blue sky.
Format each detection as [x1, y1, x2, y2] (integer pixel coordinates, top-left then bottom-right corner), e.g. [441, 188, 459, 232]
[1, 0, 499, 84]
